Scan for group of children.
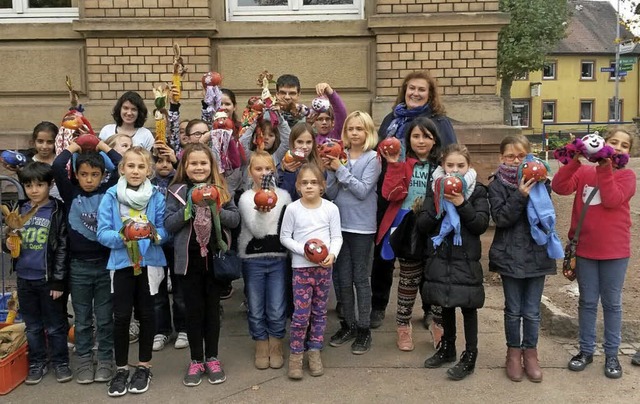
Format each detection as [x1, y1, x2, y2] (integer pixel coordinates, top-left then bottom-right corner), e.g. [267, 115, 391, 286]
[4, 70, 637, 399]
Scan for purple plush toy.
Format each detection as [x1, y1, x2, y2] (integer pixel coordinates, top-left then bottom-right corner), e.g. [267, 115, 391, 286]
[554, 132, 628, 168]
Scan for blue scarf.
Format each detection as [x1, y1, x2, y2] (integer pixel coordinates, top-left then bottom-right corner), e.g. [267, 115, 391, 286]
[518, 155, 564, 259]
[430, 170, 476, 249]
[386, 103, 432, 144]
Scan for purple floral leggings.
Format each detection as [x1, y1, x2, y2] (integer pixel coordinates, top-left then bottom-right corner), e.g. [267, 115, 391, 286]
[289, 266, 332, 354]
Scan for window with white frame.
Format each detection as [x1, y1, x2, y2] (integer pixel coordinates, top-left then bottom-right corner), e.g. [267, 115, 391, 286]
[542, 62, 556, 80]
[608, 98, 624, 121]
[228, 0, 363, 21]
[580, 61, 594, 80]
[511, 99, 530, 127]
[0, 0, 78, 21]
[579, 100, 594, 122]
[542, 101, 556, 122]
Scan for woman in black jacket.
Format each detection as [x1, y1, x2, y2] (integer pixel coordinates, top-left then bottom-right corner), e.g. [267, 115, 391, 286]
[416, 144, 489, 381]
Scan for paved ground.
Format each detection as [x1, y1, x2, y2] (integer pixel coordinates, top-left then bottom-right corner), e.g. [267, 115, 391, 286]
[4, 279, 640, 403]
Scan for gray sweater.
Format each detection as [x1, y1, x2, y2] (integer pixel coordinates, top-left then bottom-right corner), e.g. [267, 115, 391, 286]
[325, 149, 381, 234]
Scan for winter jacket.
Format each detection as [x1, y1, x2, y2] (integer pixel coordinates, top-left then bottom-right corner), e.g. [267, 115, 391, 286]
[164, 183, 240, 275]
[6, 198, 69, 292]
[96, 185, 168, 270]
[416, 184, 489, 309]
[488, 178, 557, 278]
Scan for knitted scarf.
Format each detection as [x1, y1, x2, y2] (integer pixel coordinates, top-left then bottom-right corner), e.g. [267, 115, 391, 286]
[386, 103, 432, 141]
[116, 177, 153, 211]
[431, 168, 477, 248]
[495, 164, 519, 189]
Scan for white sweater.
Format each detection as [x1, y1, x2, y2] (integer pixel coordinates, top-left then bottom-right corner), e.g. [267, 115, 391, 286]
[280, 199, 343, 268]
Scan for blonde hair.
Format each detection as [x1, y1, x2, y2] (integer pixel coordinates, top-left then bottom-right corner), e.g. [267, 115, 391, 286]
[171, 143, 231, 205]
[441, 143, 472, 165]
[341, 111, 378, 152]
[119, 146, 152, 177]
[105, 133, 132, 149]
[499, 135, 531, 154]
[248, 151, 276, 187]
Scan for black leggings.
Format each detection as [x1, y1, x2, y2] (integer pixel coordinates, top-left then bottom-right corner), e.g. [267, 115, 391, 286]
[113, 267, 155, 367]
[180, 254, 222, 361]
[442, 307, 478, 352]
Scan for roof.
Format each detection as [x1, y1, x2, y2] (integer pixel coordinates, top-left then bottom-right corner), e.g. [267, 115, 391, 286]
[551, 0, 640, 55]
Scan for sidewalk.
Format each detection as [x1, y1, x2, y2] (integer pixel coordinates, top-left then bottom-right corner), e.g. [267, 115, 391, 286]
[5, 278, 640, 403]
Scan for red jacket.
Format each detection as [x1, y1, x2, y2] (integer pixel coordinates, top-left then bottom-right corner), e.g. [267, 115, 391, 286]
[551, 158, 636, 260]
[376, 157, 419, 245]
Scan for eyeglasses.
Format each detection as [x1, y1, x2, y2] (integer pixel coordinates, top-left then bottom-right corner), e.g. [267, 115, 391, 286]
[188, 131, 207, 138]
[503, 153, 527, 162]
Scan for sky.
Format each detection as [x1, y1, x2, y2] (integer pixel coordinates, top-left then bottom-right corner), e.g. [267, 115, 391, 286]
[606, 0, 640, 35]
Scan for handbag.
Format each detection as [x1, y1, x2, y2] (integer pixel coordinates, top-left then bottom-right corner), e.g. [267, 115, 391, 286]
[563, 187, 598, 281]
[213, 228, 242, 282]
[389, 210, 424, 261]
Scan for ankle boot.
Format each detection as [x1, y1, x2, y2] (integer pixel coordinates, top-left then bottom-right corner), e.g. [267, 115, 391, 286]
[268, 336, 284, 369]
[447, 350, 477, 381]
[505, 347, 524, 382]
[424, 339, 457, 368]
[254, 340, 269, 370]
[523, 348, 543, 382]
[287, 352, 304, 380]
[307, 350, 324, 376]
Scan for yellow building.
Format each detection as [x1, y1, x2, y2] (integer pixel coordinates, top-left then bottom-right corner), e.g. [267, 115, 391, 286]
[505, 0, 640, 139]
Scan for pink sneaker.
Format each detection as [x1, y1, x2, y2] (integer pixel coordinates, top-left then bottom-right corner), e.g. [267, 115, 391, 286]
[397, 324, 414, 351]
[205, 358, 226, 385]
[183, 361, 205, 387]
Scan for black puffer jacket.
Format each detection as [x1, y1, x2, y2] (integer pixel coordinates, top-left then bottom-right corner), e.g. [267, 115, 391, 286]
[487, 179, 557, 278]
[6, 198, 69, 292]
[416, 184, 489, 309]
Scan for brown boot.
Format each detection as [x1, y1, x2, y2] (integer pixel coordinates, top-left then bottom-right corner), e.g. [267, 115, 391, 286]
[505, 347, 524, 382]
[255, 340, 269, 369]
[268, 336, 284, 369]
[307, 350, 324, 377]
[523, 348, 543, 382]
[287, 352, 304, 380]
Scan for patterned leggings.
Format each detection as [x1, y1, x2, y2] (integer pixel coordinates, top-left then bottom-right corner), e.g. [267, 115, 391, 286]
[289, 266, 331, 354]
[396, 259, 442, 326]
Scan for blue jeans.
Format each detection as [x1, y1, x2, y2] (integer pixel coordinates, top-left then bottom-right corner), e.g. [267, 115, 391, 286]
[17, 278, 69, 367]
[69, 258, 114, 361]
[335, 232, 374, 328]
[242, 257, 287, 340]
[576, 257, 628, 356]
[501, 275, 546, 348]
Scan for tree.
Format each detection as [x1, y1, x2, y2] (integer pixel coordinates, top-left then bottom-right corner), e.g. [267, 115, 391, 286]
[497, 0, 569, 125]
[618, 0, 640, 40]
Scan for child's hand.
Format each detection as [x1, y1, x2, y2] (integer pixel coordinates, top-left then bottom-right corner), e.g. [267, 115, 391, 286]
[598, 157, 612, 167]
[169, 84, 180, 105]
[50, 290, 63, 300]
[66, 141, 81, 154]
[282, 158, 301, 173]
[316, 82, 334, 96]
[518, 177, 536, 197]
[320, 253, 335, 268]
[411, 196, 424, 213]
[444, 191, 464, 206]
[254, 205, 273, 213]
[96, 140, 110, 153]
[322, 155, 341, 171]
[154, 142, 178, 164]
[5, 236, 17, 252]
[380, 149, 399, 163]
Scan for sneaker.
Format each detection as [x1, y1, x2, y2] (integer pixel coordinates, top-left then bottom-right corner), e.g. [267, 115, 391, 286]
[129, 319, 140, 344]
[152, 334, 169, 351]
[54, 363, 73, 383]
[95, 361, 115, 382]
[604, 355, 623, 379]
[175, 332, 189, 349]
[107, 368, 129, 397]
[183, 361, 205, 387]
[25, 363, 48, 385]
[205, 357, 226, 384]
[351, 328, 372, 355]
[128, 365, 152, 394]
[370, 310, 385, 329]
[568, 352, 593, 372]
[329, 321, 357, 347]
[396, 324, 414, 351]
[75, 355, 95, 384]
[220, 284, 234, 300]
[632, 350, 640, 366]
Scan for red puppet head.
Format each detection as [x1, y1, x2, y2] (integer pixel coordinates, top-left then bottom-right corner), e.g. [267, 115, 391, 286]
[304, 238, 328, 264]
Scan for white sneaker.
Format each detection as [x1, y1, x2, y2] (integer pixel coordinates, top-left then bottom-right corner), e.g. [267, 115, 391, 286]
[153, 334, 168, 351]
[174, 332, 189, 349]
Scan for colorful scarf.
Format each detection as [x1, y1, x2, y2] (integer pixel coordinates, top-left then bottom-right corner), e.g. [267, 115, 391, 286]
[495, 164, 519, 189]
[386, 103, 432, 143]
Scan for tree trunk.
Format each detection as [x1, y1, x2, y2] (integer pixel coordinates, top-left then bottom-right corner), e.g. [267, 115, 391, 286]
[500, 75, 514, 126]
